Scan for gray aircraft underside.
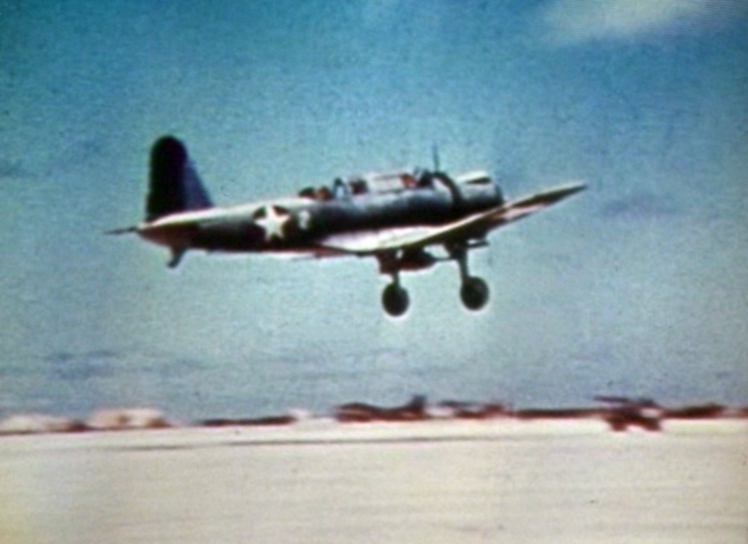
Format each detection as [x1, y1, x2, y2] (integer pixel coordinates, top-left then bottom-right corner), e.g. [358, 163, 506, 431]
[113, 136, 585, 317]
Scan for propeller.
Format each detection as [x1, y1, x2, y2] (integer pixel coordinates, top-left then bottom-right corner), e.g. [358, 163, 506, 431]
[431, 144, 441, 173]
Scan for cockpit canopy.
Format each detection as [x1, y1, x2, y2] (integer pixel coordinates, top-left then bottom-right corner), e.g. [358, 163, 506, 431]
[344, 170, 418, 195]
[299, 169, 494, 201]
[455, 171, 492, 186]
[299, 169, 418, 200]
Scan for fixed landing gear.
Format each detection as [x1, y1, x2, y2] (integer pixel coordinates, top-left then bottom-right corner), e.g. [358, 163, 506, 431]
[449, 243, 490, 312]
[377, 244, 490, 316]
[382, 282, 410, 317]
[460, 276, 489, 310]
[377, 251, 416, 318]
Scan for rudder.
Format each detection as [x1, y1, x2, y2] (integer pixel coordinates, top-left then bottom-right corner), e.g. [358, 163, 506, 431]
[146, 136, 213, 221]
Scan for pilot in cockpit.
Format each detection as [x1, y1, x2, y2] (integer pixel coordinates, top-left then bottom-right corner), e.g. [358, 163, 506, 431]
[298, 185, 333, 200]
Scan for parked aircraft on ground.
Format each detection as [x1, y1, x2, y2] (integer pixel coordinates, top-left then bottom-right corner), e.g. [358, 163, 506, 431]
[111, 136, 585, 316]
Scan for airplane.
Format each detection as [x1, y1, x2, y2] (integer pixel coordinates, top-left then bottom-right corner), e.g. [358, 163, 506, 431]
[110, 136, 585, 317]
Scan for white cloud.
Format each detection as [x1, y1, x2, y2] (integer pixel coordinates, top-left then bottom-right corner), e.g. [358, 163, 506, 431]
[540, 0, 747, 45]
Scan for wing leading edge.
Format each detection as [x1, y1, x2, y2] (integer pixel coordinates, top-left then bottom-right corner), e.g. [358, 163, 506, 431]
[318, 182, 586, 255]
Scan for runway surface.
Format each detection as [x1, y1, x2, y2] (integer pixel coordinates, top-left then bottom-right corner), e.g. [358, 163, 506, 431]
[1, 419, 747, 543]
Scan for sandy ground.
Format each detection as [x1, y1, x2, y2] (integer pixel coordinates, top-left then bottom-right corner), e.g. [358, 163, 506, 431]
[1, 419, 747, 544]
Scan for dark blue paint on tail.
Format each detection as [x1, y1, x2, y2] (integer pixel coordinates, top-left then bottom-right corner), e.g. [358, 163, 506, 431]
[146, 136, 213, 221]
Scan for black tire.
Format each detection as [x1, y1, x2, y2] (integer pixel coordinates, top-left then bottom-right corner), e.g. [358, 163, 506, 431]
[460, 277, 489, 311]
[382, 283, 410, 317]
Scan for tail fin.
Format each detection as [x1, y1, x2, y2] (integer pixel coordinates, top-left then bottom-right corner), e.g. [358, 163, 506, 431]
[146, 136, 213, 221]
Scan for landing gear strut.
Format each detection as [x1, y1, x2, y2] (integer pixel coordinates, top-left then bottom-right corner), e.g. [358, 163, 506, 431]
[449, 244, 490, 311]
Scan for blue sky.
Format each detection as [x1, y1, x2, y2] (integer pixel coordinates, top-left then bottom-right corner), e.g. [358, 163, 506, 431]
[1, 0, 747, 419]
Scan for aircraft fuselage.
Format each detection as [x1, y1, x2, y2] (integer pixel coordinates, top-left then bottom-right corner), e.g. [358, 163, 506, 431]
[139, 176, 502, 254]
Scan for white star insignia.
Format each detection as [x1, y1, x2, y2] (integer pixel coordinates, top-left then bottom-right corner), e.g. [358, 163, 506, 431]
[254, 205, 291, 242]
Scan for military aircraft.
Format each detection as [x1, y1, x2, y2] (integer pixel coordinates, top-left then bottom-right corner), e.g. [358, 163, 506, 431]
[110, 136, 585, 317]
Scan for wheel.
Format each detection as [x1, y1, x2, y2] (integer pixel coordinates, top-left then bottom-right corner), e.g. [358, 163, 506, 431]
[382, 283, 410, 317]
[460, 277, 489, 311]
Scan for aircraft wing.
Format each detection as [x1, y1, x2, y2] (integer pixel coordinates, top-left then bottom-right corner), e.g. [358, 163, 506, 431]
[318, 182, 585, 255]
